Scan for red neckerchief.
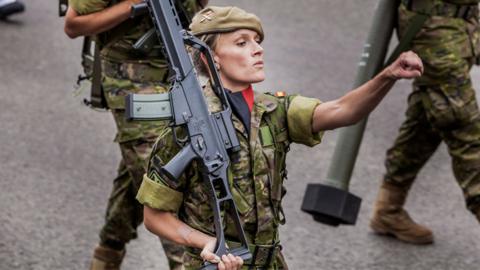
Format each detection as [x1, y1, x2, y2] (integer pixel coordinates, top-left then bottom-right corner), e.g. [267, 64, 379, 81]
[241, 85, 254, 112]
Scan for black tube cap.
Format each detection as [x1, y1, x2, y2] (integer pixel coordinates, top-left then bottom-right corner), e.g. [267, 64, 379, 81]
[301, 183, 362, 226]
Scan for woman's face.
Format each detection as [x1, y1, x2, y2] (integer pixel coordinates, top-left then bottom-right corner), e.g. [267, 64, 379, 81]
[213, 29, 265, 91]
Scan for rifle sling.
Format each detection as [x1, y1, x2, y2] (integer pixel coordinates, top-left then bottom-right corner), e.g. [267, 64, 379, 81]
[90, 43, 107, 108]
[384, 13, 428, 66]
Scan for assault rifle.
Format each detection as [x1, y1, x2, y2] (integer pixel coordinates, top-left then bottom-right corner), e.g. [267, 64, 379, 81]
[127, 1, 252, 269]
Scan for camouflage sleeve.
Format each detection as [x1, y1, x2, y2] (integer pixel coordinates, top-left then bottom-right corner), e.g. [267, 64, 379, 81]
[136, 128, 188, 213]
[286, 95, 323, 147]
[68, 0, 109, 15]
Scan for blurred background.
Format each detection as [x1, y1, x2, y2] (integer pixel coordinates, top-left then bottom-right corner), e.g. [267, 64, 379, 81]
[1, 0, 479, 269]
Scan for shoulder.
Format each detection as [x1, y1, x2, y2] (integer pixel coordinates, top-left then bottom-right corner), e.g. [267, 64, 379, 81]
[68, 0, 109, 15]
[256, 91, 310, 114]
[255, 91, 288, 111]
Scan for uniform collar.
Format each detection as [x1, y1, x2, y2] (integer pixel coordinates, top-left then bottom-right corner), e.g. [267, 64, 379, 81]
[254, 91, 278, 113]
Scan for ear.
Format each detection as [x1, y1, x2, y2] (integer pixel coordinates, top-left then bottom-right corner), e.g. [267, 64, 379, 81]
[213, 53, 220, 65]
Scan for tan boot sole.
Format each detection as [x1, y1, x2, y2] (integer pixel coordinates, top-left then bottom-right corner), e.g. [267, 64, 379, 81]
[370, 219, 434, 245]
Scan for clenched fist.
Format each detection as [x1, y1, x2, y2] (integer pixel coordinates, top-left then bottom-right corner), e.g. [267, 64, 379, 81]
[385, 51, 424, 80]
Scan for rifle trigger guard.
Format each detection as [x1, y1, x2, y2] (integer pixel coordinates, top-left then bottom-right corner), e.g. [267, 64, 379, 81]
[172, 126, 189, 148]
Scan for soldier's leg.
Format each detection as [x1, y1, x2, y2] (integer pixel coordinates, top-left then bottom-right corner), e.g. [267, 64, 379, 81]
[93, 66, 184, 269]
[99, 158, 142, 247]
[91, 159, 136, 270]
[117, 132, 185, 270]
[443, 120, 480, 223]
[95, 109, 154, 252]
[371, 90, 440, 244]
[430, 57, 480, 224]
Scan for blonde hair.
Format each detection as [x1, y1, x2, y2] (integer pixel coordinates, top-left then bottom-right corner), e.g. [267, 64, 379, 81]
[191, 33, 220, 77]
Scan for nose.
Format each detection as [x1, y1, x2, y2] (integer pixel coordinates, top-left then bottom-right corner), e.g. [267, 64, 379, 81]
[253, 41, 263, 56]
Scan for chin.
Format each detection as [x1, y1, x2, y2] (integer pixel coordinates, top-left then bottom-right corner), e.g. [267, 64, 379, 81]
[250, 72, 266, 83]
[252, 77, 265, 83]
[243, 78, 265, 84]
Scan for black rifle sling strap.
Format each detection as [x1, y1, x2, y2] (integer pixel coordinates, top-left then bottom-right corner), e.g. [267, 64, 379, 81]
[89, 42, 108, 109]
[384, 13, 428, 66]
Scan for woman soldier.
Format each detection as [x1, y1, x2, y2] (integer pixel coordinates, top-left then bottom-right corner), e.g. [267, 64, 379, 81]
[136, 6, 423, 270]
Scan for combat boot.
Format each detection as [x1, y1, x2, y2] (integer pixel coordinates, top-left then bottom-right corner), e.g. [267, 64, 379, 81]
[89, 245, 126, 270]
[370, 181, 434, 245]
[0, 0, 25, 19]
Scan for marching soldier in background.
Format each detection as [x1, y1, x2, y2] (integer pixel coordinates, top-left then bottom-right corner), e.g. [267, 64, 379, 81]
[371, 0, 480, 244]
[63, 0, 207, 269]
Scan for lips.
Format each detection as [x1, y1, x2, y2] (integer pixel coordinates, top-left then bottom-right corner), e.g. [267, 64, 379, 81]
[254, 61, 264, 67]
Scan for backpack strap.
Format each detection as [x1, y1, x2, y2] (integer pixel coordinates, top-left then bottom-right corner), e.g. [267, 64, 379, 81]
[88, 42, 108, 109]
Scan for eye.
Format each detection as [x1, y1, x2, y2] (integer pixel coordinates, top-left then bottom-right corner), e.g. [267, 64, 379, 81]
[236, 41, 247, 47]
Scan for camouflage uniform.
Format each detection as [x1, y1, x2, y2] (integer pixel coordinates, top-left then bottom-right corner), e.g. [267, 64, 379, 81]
[136, 82, 323, 270]
[384, 1, 480, 217]
[69, 0, 203, 268]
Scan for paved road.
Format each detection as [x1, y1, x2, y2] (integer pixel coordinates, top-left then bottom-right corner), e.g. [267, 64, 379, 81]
[1, 0, 479, 269]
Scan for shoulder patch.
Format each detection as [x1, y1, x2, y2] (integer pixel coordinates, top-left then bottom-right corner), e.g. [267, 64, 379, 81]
[275, 91, 286, 97]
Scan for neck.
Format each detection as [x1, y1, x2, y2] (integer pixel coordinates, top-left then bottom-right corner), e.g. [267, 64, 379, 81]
[220, 76, 251, 92]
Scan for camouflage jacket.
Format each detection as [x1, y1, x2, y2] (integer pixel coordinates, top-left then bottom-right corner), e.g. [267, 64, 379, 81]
[398, 1, 480, 60]
[68, 0, 201, 64]
[136, 82, 323, 268]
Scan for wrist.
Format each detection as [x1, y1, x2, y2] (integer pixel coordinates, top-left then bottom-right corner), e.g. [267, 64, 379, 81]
[380, 66, 398, 81]
[196, 233, 216, 250]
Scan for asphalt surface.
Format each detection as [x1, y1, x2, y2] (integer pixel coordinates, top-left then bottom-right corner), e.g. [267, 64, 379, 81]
[1, 0, 480, 269]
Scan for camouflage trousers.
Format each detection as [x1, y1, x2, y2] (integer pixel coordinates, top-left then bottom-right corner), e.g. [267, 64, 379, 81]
[383, 52, 480, 218]
[98, 59, 184, 269]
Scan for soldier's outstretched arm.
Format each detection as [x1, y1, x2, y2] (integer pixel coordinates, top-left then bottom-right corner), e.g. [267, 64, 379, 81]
[64, 0, 143, 38]
[311, 51, 423, 132]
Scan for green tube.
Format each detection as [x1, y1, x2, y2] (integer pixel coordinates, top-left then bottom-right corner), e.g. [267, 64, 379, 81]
[324, 0, 400, 190]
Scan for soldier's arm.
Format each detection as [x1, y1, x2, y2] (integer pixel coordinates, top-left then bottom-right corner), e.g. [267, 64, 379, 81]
[143, 207, 215, 250]
[143, 207, 242, 267]
[64, 0, 142, 38]
[311, 51, 423, 132]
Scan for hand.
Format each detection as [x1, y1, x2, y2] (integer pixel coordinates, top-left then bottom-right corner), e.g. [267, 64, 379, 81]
[200, 238, 244, 270]
[385, 51, 423, 80]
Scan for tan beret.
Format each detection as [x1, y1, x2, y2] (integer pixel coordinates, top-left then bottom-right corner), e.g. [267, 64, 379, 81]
[189, 6, 264, 41]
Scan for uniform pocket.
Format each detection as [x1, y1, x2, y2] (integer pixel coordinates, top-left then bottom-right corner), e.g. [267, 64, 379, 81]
[421, 84, 480, 129]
